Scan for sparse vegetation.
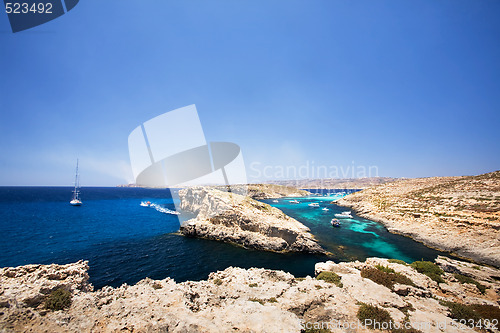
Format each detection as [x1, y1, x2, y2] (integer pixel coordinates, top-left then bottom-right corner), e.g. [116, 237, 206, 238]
[316, 271, 343, 287]
[440, 301, 480, 322]
[375, 264, 395, 274]
[388, 259, 407, 265]
[357, 303, 393, 329]
[152, 282, 162, 290]
[213, 278, 223, 286]
[249, 283, 258, 288]
[248, 297, 280, 305]
[249, 297, 265, 305]
[440, 300, 500, 323]
[361, 267, 414, 289]
[44, 288, 72, 311]
[410, 261, 444, 283]
[453, 273, 487, 294]
[470, 304, 500, 322]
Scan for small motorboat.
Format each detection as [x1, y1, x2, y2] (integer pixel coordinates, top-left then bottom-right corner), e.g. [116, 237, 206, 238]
[334, 211, 352, 218]
[331, 218, 340, 227]
[289, 200, 300, 204]
[140, 201, 152, 207]
[322, 207, 329, 211]
[308, 203, 319, 207]
[272, 200, 279, 203]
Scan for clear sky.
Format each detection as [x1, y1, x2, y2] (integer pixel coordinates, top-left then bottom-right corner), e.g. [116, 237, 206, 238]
[1, 0, 499, 186]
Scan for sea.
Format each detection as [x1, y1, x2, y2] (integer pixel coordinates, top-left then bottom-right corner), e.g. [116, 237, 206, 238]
[0, 187, 451, 289]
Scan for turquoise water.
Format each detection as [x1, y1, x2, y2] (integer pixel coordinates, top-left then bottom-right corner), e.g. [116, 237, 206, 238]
[0, 187, 451, 289]
[263, 192, 446, 263]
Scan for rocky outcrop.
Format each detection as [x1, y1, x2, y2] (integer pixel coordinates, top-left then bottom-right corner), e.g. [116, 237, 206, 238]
[179, 187, 324, 253]
[246, 184, 311, 199]
[1, 257, 499, 332]
[337, 171, 500, 266]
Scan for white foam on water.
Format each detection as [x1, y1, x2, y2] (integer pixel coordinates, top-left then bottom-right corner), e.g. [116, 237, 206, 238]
[140, 201, 180, 215]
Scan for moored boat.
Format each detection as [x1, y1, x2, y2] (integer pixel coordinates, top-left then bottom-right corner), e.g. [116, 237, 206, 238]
[70, 159, 82, 206]
[334, 211, 352, 218]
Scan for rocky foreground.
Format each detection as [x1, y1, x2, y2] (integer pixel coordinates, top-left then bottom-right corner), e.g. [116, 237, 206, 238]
[337, 171, 500, 267]
[179, 187, 324, 253]
[1, 257, 500, 332]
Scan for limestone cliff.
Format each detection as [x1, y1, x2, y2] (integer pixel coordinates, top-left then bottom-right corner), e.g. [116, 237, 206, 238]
[246, 184, 311, 199]
[178, 187, 325, 253]
[1, 257, 499, 332]
[336, 171, 500, 266]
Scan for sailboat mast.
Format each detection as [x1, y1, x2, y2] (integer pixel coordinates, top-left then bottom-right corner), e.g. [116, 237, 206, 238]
[74, 159, 80, 199]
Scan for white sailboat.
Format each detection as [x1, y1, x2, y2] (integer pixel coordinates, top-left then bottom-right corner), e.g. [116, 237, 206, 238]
[70, 159, 82, 206]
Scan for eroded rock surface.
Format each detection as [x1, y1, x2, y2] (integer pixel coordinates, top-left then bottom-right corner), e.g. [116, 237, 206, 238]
[1, 257, 499, 332]
[336, 171, 500, 266]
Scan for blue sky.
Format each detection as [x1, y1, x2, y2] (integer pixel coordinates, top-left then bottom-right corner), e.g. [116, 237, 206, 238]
[0, 0, 499, 186]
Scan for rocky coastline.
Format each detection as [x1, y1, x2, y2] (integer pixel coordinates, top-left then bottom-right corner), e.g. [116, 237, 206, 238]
[1, 257, 499, 332]
[178, 187, 325, 254]
[336, 171, 500, 267]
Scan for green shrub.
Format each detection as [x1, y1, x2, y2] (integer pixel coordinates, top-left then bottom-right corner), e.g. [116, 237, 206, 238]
[268, 297, 278, 303]
[249, 297, 265, 305]
[440, 301, 500, 323]
[410, 261, 444, 283]
[440, 301, 480, 322]
[375, 265, 396, 274]
[213, 278, 223, 286]
[316, 271, 342, 287]
[361, 267, 414, 289]
[388, 259, 408, 265]
[152, 282, 163, 289]
[44, 288, 72, 311]
[454, 274, 487, 294]
[357, 303, 393, 329]
[249, 283, 258, 287]
[470, 304, 500, 322]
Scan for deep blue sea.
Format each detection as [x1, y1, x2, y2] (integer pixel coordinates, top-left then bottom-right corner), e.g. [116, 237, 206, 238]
[0, 187, 451, 289]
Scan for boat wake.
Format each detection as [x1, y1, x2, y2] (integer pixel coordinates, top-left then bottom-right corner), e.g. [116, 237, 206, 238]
[140, 201, 180, 215]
